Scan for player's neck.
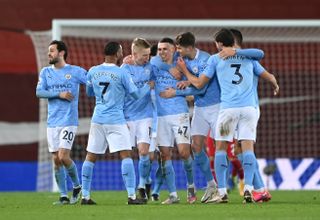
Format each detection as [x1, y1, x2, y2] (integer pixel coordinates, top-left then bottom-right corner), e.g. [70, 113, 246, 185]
[189, 48, 197, 60]
[53, 61, 66, 69]
[104, 56, 118, 65]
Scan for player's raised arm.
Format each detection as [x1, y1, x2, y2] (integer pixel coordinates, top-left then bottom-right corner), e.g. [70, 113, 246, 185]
[160, 83, 207, 98]
[177, 57, 210, 89]
[219, 47, 264, 60]
[260, 71, 280, 96]
[122, 71, 150, 100]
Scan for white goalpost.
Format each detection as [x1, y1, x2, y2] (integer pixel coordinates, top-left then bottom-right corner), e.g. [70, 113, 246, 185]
[29, 19, 320, 191]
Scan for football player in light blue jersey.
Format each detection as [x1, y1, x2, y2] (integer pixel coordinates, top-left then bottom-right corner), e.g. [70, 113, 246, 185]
[160, 32, 218, 203]
[121, 38, 156, 201]
[36, 40, 86, 205]
[150, 38, 195, 204]
[81, 42, 150, 205]
[230, 29, 274, 202]
[160, 32, 266, 203]
[177, 29, 279, 204]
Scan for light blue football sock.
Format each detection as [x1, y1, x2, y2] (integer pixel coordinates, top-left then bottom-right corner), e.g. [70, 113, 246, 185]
[151, 162, 164, 195]
[66, 161, 80, 188]
[146, 161, 153, 185]
[243, 151, 256, 187]
[81, 160, 94, 199]
[253, 160, 265, 190]
[163, 160, 176, 193]
[121, 158, 136, 197]
[214, 151, 228, 189]
[183, 156, 194, 186]
[194, 149, 214, 182]
[138, 154, 151, 189]
[55, 166, 68, 197]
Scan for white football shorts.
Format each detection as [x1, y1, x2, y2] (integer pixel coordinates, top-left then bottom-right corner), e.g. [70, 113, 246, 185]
[86, 123, 132, 154]
[191, 103, 220, 138]
[47, 126, 77, 152]
[157, 113, 191, 147]
[215, 106, 258, 142]
[127, 118, 152, 147]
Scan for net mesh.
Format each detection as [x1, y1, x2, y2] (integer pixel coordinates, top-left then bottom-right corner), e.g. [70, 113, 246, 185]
[29, 20, 320, 191]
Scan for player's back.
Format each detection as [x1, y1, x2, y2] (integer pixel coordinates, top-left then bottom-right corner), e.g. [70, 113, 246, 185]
[88, 63, 129, 124]
[214, 54, 264, 109]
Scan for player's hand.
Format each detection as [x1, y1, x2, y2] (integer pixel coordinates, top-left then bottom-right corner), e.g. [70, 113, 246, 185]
[273, 84, 280, 96]
[160, 87, 176, 98]
[169, 67, 183, 80]
[176, 57, 187, 74]
[123, 55, 134, 65]
[177, 81, 191, 89]
[59, 91, 74, 101]
[219, 47, 236, 60]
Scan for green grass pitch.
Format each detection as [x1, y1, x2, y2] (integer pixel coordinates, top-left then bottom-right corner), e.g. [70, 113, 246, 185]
[0, 190, 319, 220]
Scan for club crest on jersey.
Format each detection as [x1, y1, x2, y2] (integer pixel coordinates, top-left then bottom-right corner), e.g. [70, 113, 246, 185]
[65, 74, 72, 80]
[144, 68, 151, 75]
[192, 66, 198, 73]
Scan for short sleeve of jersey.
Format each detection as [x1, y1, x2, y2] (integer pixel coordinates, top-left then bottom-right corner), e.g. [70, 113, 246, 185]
[121, 69, 138, 94]
[76, 66, 88, 84]
[252, 60, 265, 76]
[36, 68, 47, 90]
[86, 67, 94, 87]
[201, 54, 219, 78]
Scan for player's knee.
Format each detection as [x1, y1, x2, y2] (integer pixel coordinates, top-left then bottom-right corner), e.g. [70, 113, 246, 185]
[191, 143, 202, 153]
[179, 150, 190, 160]
[138, 148, 149, 156]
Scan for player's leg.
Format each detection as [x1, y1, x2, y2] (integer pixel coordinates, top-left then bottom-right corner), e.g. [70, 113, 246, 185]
[159, 146, 180, 204]
[151, 149, 164, 201]
[52, 152, 69, 205]
[206, 108, 239, 203]
[136, 118, 152, 200]
[81, 152, 97, 205]
[48, 127, 69, 205]
[107, 124, 146, 205]
[56, 126, 81, 204]
[238, 106, 259, 203]
[190, 106, 218, 203]
[146, 135, 157, 200]
[81, 123, 108, 205]
[175, 113, 196, 204]
[233, 140, 245, 196]
[206, 134, 217, 181]
[157, 115, 179, 204]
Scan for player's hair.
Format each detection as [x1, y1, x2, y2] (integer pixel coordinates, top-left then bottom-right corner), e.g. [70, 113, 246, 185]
[229, 28, 243, 47]
[150, 44, 158, 57]
[132, 38, 151, 52]
[175, 32, 195, 47]
[159, 37, 175, 45]
[50, 40, 68, 60]
[104, 41, 121, 56]
[214, 28, 235, 47]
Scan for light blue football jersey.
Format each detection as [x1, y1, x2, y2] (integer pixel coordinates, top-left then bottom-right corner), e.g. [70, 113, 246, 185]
[87, 63, 150, 124]
[150, 59, 189, 117]
[203, 54, 265, 109]
[182, 49, 221, 107]
[36, 64, 87, 127]
[121, 63, 155, 121]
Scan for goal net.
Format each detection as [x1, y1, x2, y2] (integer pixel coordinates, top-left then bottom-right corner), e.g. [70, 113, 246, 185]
[29, 19, 320, 191]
